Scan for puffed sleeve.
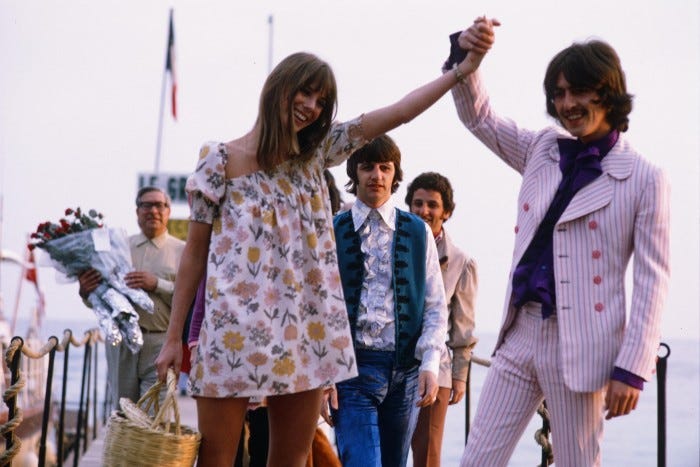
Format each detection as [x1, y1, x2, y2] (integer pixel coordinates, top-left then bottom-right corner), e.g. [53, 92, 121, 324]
[320, 116, 369, 168]
[185, 142, 227, 224]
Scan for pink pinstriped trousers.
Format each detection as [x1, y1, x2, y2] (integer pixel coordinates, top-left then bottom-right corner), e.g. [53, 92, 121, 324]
[460, 303, 604, 467]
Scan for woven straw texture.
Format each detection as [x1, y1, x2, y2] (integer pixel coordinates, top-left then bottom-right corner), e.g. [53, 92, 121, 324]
[102, 369, 201, 466]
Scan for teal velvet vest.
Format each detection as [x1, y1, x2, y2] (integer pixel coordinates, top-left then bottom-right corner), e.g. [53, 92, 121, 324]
[333, 208, 427, 368]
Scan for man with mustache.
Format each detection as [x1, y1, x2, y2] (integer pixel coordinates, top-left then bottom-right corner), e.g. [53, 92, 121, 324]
[450, 19, 670, 466]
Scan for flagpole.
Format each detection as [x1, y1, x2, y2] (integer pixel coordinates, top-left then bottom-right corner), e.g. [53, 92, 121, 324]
[268, 14, 274, 74]
[155, 8, 174, 174]
[155, 61, 167, 174]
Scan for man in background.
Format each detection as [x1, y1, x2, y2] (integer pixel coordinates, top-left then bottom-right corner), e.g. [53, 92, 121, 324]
[406, 172, 478, 467]
[79, 186, 185, 409]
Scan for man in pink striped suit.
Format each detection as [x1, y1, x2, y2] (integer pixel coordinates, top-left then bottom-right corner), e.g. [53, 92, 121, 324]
[449, 18, 670, 466]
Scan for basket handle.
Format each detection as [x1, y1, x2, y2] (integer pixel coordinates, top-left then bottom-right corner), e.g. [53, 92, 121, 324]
[135, 368, 183, 435]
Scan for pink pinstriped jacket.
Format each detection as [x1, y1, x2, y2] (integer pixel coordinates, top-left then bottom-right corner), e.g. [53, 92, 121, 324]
[451, 71, 670, 392]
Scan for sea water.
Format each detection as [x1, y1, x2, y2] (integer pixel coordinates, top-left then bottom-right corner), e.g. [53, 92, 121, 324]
[20, 317, 700, 466]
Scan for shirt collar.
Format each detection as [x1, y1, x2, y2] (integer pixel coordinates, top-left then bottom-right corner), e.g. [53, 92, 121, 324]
[351, 198, 396, 232]
[134, 230, 169, 248]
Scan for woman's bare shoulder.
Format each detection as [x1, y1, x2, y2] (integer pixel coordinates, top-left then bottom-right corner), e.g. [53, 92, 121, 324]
[223, 136, 259, 178]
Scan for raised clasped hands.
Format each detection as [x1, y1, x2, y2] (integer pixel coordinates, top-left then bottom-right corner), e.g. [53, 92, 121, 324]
[459, 16, 500, 71]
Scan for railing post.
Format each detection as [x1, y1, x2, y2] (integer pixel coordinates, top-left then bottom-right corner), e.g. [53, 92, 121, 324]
[92, 333, 99, 440]
[72, 335, 92, 467]
[464, 359, 472, 445]
[57, 330, 72, 466]
[656, 342, 670, 467]
[38, 336, 59, 467]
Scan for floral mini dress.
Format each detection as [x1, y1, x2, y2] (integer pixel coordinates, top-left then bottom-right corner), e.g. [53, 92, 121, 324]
[187, 118, 365, 398]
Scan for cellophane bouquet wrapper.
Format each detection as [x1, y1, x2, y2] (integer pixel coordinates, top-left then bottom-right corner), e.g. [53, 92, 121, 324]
[38, 228, 153, 353]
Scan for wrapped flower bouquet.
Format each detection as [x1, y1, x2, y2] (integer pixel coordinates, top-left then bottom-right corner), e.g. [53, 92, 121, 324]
[30, 208, 153, 352]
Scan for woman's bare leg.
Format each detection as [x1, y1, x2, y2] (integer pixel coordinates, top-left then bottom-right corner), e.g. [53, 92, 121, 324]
[266, 388, 324, 467]
[195, 396, 249, 467]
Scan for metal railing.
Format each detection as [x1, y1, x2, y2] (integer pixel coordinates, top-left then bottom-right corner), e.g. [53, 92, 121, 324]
[1, 328, 103, 467]
[0, 334, 673, 467]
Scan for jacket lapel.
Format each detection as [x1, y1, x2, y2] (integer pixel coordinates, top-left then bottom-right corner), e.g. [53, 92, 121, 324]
[558, 139, 636, 224]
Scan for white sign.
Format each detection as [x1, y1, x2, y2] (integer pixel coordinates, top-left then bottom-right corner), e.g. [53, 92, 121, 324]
[138, 173, 189, 204]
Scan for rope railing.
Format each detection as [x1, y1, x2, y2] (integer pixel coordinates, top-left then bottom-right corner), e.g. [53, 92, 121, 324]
[0, 332, 674, 467]
[1, 327, 104, 467]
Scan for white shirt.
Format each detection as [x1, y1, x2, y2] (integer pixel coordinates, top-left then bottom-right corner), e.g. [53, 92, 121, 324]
[350, 198, 448, 376]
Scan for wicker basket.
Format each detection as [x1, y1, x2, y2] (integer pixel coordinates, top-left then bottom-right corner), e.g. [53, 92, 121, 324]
[102, 369, 201, 466]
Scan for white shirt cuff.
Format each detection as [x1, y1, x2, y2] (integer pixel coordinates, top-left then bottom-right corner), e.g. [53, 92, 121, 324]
[418, 348, 441, 377]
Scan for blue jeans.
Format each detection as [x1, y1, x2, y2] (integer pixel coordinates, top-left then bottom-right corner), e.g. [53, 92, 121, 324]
[332, 349, 420, 467]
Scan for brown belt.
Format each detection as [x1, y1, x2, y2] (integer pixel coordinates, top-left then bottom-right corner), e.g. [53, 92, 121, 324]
[140, 327, 166, 334]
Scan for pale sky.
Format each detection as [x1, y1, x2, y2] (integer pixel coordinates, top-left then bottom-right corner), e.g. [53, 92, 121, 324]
[1, 0, 698, 343]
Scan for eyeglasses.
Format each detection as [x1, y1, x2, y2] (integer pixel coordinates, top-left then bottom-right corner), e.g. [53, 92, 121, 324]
[137, 201, 170, 211]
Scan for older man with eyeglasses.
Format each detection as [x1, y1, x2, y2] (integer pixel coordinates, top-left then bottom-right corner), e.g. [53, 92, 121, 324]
[78, 186, 185, 410]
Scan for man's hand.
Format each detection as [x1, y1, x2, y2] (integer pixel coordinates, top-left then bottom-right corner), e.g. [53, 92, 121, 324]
[124, 270, 158, 292]
[78, 269, 102, 298]
[604, 380, 640, 420]
[416, 371, 439, 407]
[320, 385, 338, 426]
[458, 17, 500, 54]
[449, 379, 466, 405]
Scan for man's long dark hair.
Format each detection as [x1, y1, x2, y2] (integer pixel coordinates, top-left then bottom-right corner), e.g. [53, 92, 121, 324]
[544, 40, 633, 132]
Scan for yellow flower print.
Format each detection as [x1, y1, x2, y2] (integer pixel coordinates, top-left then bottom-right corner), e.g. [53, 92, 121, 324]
[307, 322, 326, 342]
[262, 209, 277, 227]
[213, 216, 223, 235]
[247, 246, 260, 263]
[277, 178, 293, 195]
[206, 277, 220, 300]
[310, 193, 323, 212]
[223, 331, 245, 352]
[282, 269, 296, 286]
[306, 233, 318, 249]
[231, 191, 244, 205]
[272, 355, 295, 376]
[194, 363, 204, 380]
[199, 145, 210, 159]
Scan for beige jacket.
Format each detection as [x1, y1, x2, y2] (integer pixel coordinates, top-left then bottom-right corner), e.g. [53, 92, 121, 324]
[436, 229, 478, 387]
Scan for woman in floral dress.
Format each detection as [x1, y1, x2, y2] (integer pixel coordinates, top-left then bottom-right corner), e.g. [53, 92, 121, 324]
[156, 39, 491, 466]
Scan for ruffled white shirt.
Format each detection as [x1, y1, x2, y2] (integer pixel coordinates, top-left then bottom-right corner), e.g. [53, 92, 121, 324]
[351, 199, 448, 376]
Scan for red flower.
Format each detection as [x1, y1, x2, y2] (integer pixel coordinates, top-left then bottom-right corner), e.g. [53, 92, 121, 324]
[30, 206, 106, 249]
